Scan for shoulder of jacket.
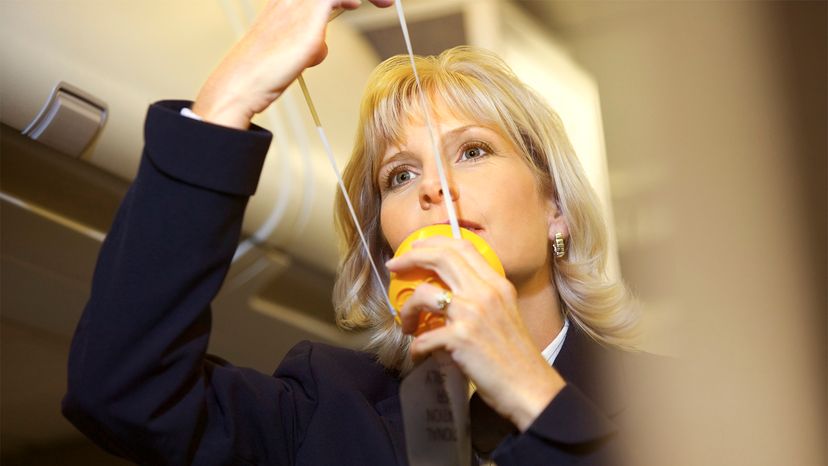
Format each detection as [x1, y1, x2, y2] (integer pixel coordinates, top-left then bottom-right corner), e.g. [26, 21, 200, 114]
[284, 340, 399, 401]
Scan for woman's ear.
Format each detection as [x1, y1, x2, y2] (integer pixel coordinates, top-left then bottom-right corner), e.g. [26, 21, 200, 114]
[546, 197, 569, 242]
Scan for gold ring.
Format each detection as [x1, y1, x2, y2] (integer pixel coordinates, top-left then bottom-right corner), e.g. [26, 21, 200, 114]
[436, 291, 452, 311]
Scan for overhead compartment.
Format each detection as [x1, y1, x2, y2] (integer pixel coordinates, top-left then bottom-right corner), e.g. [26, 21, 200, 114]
[0, 0, 382, 275]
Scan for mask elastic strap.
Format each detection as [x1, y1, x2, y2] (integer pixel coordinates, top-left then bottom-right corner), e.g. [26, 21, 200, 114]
[296, 74, 400, 324]
[393, 0, 462, 239]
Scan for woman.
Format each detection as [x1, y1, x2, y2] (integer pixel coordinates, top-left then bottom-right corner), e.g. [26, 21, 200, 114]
[63, 0, 639, 464]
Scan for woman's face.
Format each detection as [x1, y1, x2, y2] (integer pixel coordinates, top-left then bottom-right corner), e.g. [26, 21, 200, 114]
[377, 107, 563, 286]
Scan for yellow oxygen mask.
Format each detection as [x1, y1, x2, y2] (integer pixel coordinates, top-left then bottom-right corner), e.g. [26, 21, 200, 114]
[388, 224, 505, 336]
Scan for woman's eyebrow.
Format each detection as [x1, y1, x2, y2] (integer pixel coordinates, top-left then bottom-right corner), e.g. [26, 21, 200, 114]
[443, 124, 487, 142]
[378, 151, 414, 172]
[376, 150, 414, 175]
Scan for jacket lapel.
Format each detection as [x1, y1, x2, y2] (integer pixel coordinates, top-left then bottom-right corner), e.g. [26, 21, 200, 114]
[553, 323, 628, 417]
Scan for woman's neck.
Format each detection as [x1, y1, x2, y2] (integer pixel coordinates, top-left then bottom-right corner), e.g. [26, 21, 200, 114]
[514, 267, 564, 351]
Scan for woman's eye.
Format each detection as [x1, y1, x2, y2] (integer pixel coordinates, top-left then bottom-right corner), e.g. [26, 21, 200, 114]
[390, 169, 417, 187]
[460, 144, 489, 161]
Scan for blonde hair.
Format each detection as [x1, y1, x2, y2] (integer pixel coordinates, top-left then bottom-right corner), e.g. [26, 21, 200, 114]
[333, 46, 638, 372]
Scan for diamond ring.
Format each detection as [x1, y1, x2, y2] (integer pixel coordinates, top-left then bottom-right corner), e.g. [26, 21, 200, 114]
[435, 291, 452, 311]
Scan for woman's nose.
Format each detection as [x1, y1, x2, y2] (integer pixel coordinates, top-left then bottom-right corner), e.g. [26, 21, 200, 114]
[419, 171, 459, 209]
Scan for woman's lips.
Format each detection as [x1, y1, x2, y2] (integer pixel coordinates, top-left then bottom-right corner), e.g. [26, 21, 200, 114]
[438, 220, 483, 232]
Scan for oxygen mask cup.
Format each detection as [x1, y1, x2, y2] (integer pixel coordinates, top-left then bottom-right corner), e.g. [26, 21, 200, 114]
[388, 224, 505, 334]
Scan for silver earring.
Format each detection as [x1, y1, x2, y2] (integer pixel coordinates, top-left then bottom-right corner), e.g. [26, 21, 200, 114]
[552, 232, 566, 258]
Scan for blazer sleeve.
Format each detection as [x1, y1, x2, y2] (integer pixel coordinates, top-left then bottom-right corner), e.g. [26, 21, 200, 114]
[491, 384, 621, 465]
[62, 100, 317, 466]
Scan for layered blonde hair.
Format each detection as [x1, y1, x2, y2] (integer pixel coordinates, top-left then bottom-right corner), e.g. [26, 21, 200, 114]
[333, 46, 638, 372]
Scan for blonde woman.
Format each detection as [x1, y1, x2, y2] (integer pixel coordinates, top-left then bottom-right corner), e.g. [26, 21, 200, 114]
[63, 1, 641, 465]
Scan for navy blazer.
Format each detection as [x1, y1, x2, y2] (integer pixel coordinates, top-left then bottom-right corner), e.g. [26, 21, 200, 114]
[63, 101, 633, 465]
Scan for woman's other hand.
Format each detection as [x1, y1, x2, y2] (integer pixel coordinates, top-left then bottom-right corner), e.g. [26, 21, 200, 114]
[193, 0, 394, 129]
[386, 235, 567, 432]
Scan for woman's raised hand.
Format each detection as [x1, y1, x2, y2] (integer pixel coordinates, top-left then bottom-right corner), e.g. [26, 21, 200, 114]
[386, 236, 567, 432]
[192, 0, 393, 129]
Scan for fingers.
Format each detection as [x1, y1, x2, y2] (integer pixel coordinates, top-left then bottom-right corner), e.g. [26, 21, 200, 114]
[335, 1, 362, 9]
[417, 236, 506, 283]
[388, 235, 520, 362]
[409, 325, 453, 360]
[408, 317, 477, 361]
[387, 247, 476, 292]
[398, 282, 449, 334]
[336, 0, 394, 10]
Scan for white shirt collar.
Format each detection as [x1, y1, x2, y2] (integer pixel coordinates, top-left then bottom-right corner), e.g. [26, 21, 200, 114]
[541, 318, 569, 365]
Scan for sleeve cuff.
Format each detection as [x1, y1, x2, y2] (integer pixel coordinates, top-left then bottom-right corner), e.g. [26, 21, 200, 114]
[528, 384, 618, 444]
[144, 100, 273, 197]
[491, 384, 619, 463]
